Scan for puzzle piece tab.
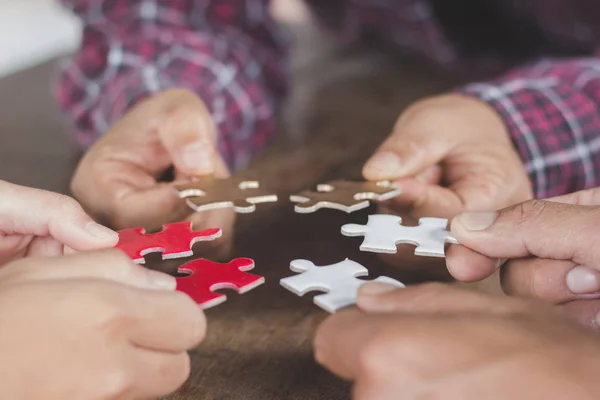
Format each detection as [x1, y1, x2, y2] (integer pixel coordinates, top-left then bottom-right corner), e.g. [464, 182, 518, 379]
[115, 222, 222, 264]
[176, 257, 265, 309]
[280, 259, 404, 313]
[290, 180, 401, 213]
[341, 214, 458, 257]
[175, 177, 278, 213]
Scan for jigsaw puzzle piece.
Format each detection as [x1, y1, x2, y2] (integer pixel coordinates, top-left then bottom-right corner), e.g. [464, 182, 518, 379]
[280, 259, 404, 313]
[290, 180, 401, 213]
[341, 214, 458, 257]
[282, 259, 369, 292]
[314, 276, 403, 313]
[342, 215, 406, 253]
[116, 222, 222, 264]
[413, 218, 460, 256]
[185, 196, 259, 213]
[175, 177, 278, 213]
[176, 257, 265, 309]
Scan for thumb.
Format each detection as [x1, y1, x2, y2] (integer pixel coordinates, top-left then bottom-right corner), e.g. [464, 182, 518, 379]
[0, 181, 118, 250]
[157, 102, 217, 176]
[363, 119, 452, 182]
[450, 200, 600, 267]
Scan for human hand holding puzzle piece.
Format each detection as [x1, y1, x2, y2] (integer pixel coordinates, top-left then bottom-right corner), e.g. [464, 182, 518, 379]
[115, 221, 264, 308]
[113, 178, 459, 311]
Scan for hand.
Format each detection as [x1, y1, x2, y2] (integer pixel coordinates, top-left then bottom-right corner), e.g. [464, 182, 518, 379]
[315, 283, 600, 399]
[71, 88, 231, 230]
[0, 250, 205, 399]
[447, 189, 600, 328]
[0, 180, 117, 265]
[363, 94, 533, 218]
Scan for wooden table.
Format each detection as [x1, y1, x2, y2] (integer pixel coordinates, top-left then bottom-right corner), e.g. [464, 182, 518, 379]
[0, 23, 500, 400]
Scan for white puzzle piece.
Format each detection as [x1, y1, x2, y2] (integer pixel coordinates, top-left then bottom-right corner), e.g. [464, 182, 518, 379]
[279, 259, 404, 313]
[341, 214, 459, 257]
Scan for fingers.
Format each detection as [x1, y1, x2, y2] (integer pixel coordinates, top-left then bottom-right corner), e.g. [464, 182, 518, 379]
[362, 117, 451, 181]
[70, 88, 230, 230]
[364, 95, 532, 220]
[565, 266, 600, 295]
[356, 282, 523, 315]
[173, 151, 231, 181]
[314, 303, 502, 383]
[500, 258, 600, 303]
[314, 310, 391, 381]
[545, 187, 600, 206]
[114, 181, 189, 230]
[0, 180, 118, 250]
[79, 157, 191, 230]
[26, 236, 64, 257]
[126, 350, 191, 399]
[362, 94, 504, 182]
[8, 250, 176, 291]
[395, 168, 529, 219]
[156, 92, 217, 177]
[389, 177, 464, 218]
[125, 289, 206, 352]
[102, 150, 229, 231]
[558, 299, 600, 329]
[450, 200, 600, 267]
[445, 244, 500, 282]
[19, 252, 203, 350]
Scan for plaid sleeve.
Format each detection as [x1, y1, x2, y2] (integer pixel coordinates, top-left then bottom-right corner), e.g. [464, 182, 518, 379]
[460, 55, 600, 198]
[54, 0, 290, 171]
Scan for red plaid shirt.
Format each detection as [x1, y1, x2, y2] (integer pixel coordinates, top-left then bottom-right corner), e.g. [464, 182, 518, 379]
[55, 0, 600, 198]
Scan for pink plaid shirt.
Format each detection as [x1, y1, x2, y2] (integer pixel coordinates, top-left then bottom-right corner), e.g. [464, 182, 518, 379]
[55, 0, 600, 198]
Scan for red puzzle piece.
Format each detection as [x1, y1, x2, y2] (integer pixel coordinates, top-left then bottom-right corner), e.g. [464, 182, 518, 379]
[115, 222, 222, 264]
[176, 257, 265, 309]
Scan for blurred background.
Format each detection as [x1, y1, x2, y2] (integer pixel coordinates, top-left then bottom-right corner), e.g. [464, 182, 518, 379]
[0, 0, 80, 78]
[0, 0, 313, 78]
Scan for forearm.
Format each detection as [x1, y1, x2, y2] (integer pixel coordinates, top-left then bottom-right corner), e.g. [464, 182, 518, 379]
[460, 55, 600, 198]
[54, 0, 289, 170]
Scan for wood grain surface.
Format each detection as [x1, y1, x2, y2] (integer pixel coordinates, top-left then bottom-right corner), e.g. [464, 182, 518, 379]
[0, 22, 501, 400]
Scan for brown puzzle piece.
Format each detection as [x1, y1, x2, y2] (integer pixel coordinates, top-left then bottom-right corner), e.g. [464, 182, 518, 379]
[289, 180, 402, 213]
[175, 177, 278, 213]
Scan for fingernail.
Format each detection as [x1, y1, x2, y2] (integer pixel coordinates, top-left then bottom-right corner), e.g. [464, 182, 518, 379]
[181, 142, 214, 173]
[85, 222, 119, 241]
[566, 266, 600, 294]
[365, 151, 403, 176]
[146, 269, 177, 290]
[456, 211, 497, 231]
[359, 282, 399, 296]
